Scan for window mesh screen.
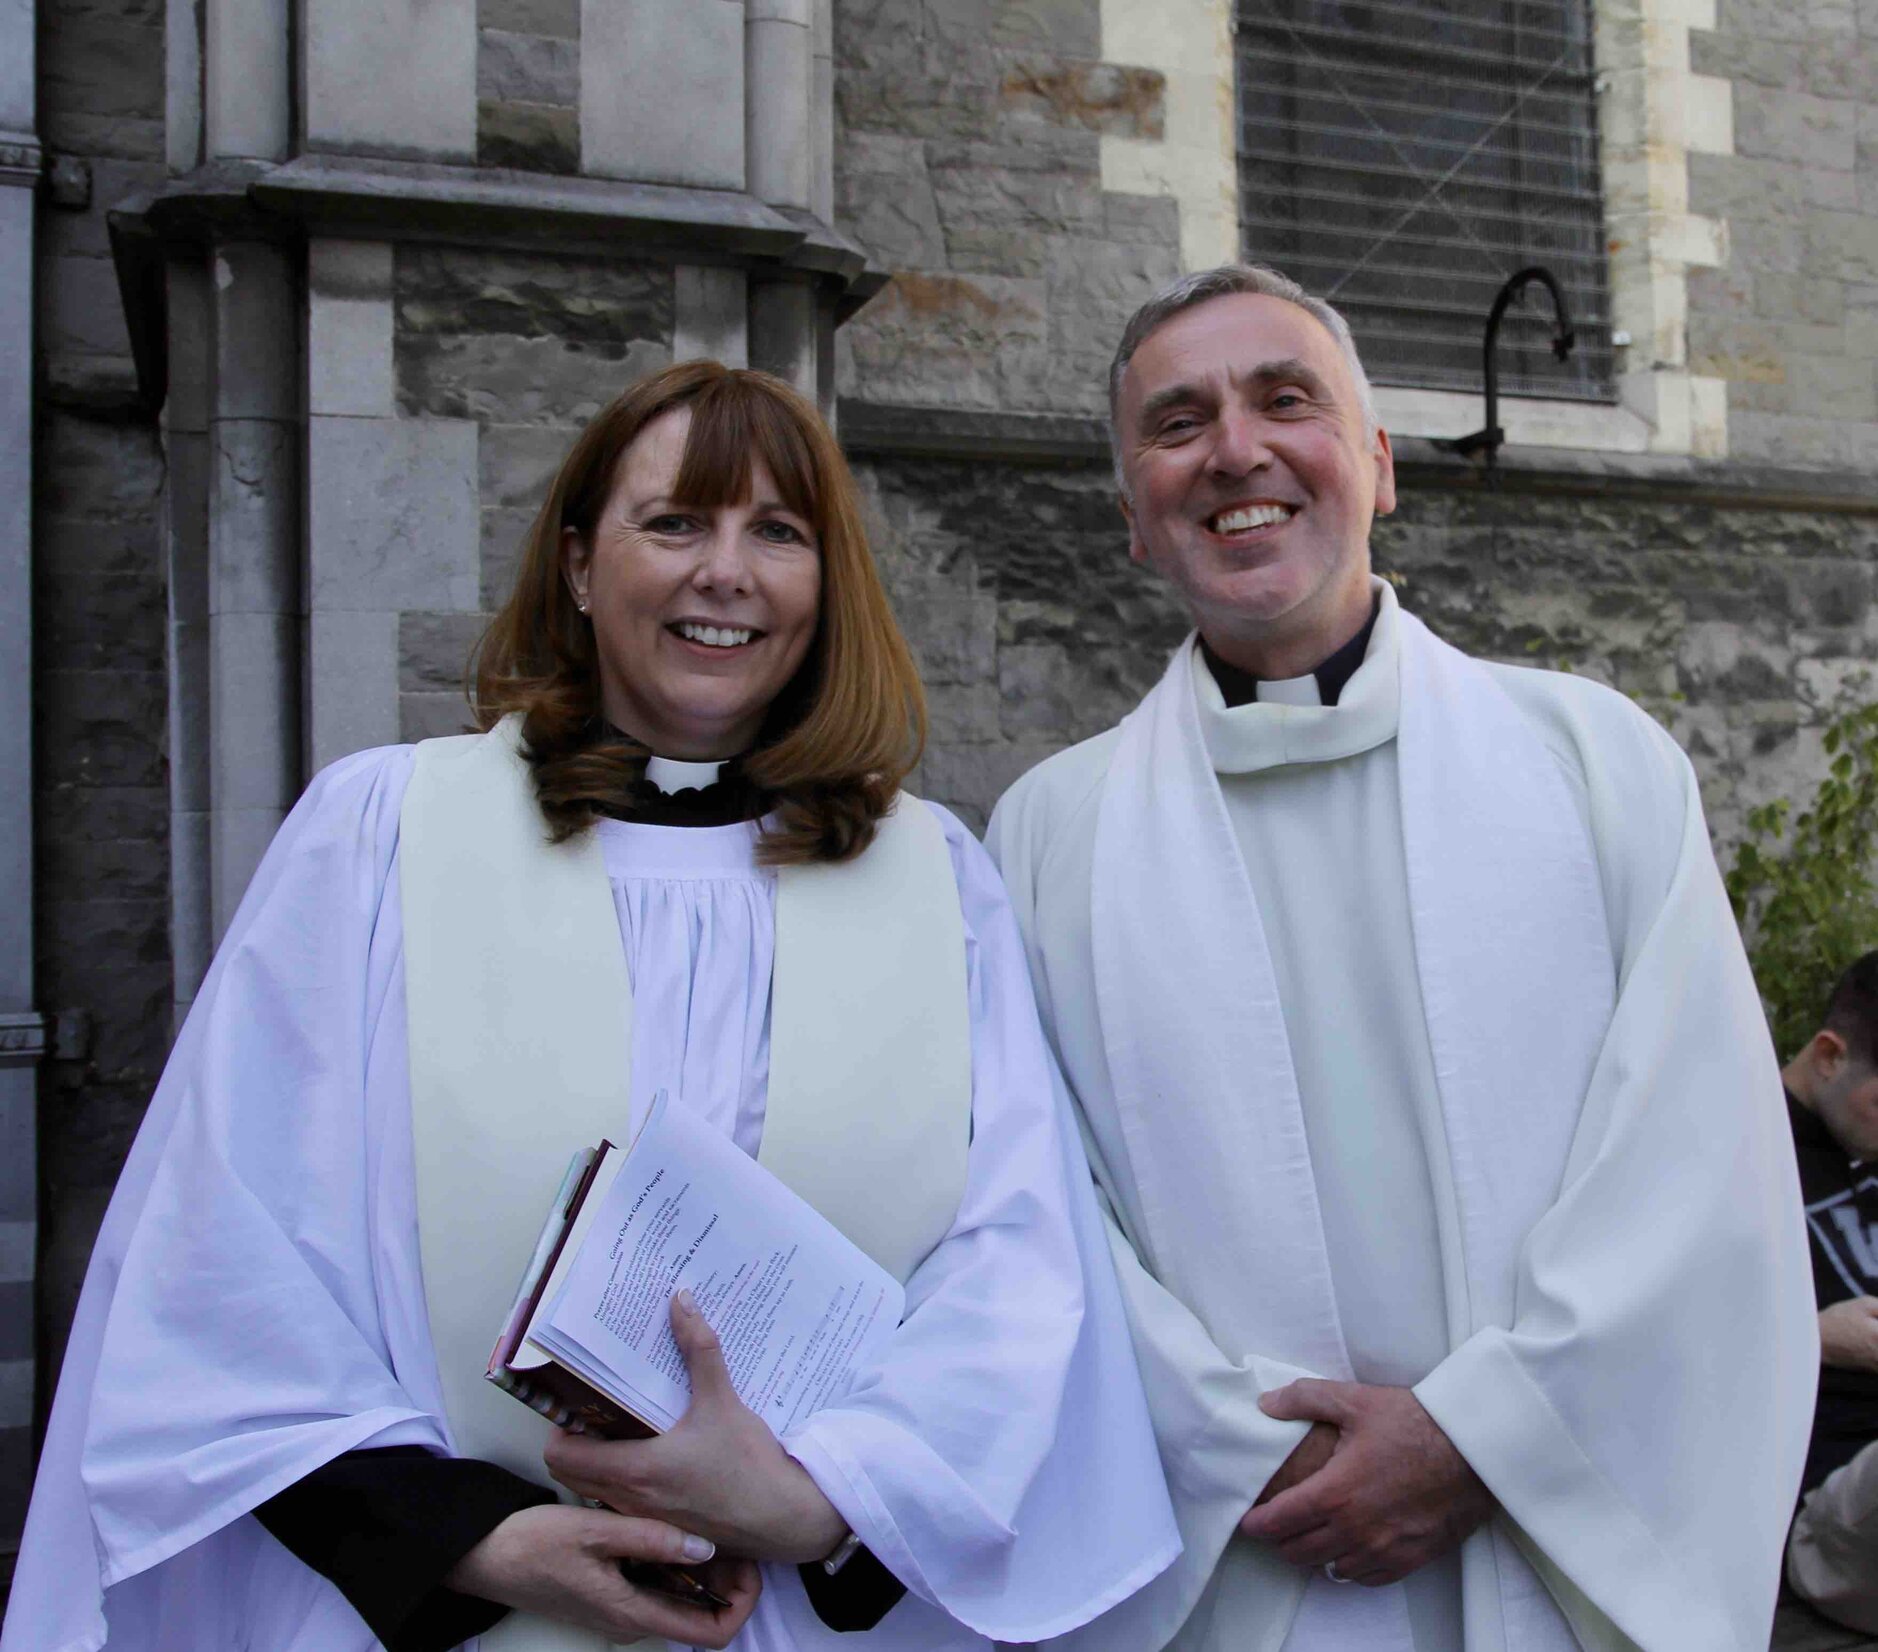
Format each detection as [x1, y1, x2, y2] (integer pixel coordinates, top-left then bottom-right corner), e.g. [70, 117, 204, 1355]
[1236, 0, 1615, 401]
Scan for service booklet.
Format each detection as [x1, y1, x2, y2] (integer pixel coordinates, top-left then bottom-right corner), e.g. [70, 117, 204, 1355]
[489, 1090, 905, 1440]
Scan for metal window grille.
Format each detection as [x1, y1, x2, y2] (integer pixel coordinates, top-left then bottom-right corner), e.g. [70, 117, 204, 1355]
[1235, 0, 1616, 401]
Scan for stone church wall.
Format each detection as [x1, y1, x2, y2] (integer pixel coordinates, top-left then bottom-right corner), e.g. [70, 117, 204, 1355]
[32, 0, 174, 1398]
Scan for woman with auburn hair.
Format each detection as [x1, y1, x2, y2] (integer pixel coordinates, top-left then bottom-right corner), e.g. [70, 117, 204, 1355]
[6, 362, 1177, 1652]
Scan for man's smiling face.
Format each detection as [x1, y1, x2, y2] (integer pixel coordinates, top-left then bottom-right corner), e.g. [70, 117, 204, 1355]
[1116, 291, 1395, 670]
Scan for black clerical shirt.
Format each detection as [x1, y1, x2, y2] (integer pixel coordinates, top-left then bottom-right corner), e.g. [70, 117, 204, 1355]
[1199, 592, 1380, 711]
[255, 758, 905, 1646]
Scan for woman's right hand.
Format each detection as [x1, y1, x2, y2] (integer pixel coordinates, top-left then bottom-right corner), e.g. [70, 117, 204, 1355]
[444, 1503, 761, 1648]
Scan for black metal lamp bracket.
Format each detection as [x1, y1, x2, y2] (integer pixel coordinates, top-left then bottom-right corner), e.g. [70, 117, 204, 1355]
[1431, 265, 1576, 476]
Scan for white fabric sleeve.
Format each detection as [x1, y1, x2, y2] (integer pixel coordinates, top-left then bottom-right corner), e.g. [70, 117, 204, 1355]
[983, 785, 1316, 1649]
[780, 808, 1179, 1644]
[1414, 742, 1818, 1652]
[3, 746, 438, 1652]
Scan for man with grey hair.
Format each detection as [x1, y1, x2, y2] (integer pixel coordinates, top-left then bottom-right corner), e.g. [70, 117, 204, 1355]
[986, 265, 1817, 1651]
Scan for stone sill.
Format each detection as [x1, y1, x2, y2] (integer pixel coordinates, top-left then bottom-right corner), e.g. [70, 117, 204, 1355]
[839, 401, 1878, 517]
[106, 154, 889, 412]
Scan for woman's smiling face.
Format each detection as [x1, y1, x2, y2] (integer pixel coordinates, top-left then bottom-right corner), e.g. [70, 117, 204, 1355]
[562, 405, 823, 759]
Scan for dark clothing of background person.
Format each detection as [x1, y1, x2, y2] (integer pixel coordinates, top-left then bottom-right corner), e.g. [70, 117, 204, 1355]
[1791, 1090, 1878, 1496]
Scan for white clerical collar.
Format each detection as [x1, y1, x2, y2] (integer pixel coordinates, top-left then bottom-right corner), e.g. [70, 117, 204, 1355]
[1193, 577, 1401, 775]
[643, 755, 727, 795]
[1255, 673, 1322, 707]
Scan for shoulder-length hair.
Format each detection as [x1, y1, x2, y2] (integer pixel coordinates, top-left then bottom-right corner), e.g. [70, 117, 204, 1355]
[471, 361, 925, 865]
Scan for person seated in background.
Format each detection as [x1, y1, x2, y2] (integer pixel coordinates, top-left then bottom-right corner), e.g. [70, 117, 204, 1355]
[1779, 951, 1878, 1649]
[3, 361, 1178, 1652]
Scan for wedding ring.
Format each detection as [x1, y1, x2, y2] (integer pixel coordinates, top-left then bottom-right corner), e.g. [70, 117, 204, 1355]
[1323, 1560, 1353, 1584]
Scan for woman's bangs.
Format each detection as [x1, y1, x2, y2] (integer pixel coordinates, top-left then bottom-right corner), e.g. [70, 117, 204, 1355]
[669, 380, 823, 530]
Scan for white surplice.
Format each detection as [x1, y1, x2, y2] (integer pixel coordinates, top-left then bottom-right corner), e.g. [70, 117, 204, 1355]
[986, 583, 1817, 1652]
[4, 748, 1177, 1652]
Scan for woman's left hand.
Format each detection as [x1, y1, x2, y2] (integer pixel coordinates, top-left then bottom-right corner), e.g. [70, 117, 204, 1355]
[545, 1292, 852, 1565]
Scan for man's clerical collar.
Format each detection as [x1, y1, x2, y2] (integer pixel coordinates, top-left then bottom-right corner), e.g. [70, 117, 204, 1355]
[643, 755, 728, 795]
[1200, 592, 1382, 711]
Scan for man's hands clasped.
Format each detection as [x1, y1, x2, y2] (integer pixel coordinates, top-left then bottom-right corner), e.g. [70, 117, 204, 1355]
[1237, 1380, 1495, 1587]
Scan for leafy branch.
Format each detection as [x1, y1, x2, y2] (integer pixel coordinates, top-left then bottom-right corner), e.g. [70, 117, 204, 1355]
[1725, 700, 1878, 1062]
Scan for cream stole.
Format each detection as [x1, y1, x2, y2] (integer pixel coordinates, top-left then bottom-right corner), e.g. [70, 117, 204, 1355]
[399, 718, 971, 1651]
[1090, 611, 1616, 1651]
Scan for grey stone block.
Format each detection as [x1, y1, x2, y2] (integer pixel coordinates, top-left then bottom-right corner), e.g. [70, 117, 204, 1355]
[307, 414, 480, 612]
[581, 0, 743, 189]
[749, 278, 817, 392]
[211, 241, 297, 423]
[401, 690, 477, 742]
[165, 430, 211, 625]
[674, 265, 749, 366]
[164, 258, 213, 436]
[1689, 31, 1802, 87]
[209, 610, 299, 809]
[901, 591, 997, 685]
[401, 609, 491, 690]
[1787, 353, 1877, 420]
[399, 331, 671, 425]
[478, 97, 580, 173]
[32, 667, 168, 788]
[40, 253, 133, 360]
[209, 418, 297, 614]
[1, 0, 32, 133]
[840, 271, 1049, 410]
[1735, 85, 1856, 169]
[42, 5, 164, 127]
[168, 805, 212, 1012]
[36, 549, 165, 672]
[834, 131, 947, 269]
[395, 246, 672, 349]
[925, 679, 1003, 743]
[169, 616, 211, 812]
[39, 421, 162, 543]
[38, 108, 164, 163]
[306, 609, 400, 772]
[998, 60, 1164, 140]
[204, 0, 289, 159]
[480, 0, 579, 37]
[481, 504, 540, 606]
[38, 784, 170, 848]
[38, 831, 170, 904]
[480, 421, 580, 510]
[747, 12, 815, 209]
[304, 0, 477, 161]
[834, 23, 1002, 144]
[309, 240, 396, 418]
[1804, 168, 1860, 212]
[479, 28, 578, 104]
[212, 805, 288, 940]
[1720, 0, 1812, 40]
[1102, 191, 1181, 250]
[1806, 209, 1878, 283]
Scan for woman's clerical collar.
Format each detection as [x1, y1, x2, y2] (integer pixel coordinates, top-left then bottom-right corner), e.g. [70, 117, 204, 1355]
[643, 755, 728, 795]
[1200, 591, 1382, 710]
